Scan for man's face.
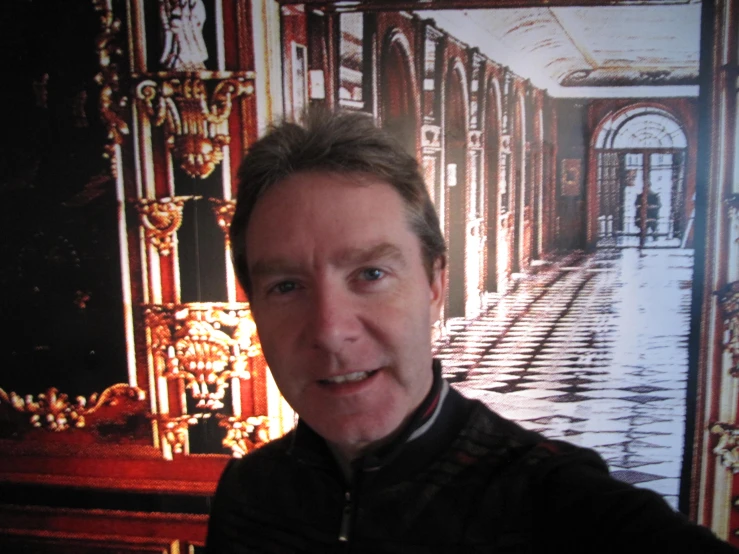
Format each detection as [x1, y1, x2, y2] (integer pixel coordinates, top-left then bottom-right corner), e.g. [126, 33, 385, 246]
[245, 171, 445, 459]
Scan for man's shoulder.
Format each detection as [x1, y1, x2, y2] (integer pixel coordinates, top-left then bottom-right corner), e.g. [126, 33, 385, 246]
[453, 398, 606, 473]
[457, 398, 542, 449]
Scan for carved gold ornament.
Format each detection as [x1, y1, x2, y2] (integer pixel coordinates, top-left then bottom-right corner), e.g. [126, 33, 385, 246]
[717, 281, 739, 377]
[159, 414, 200, 456]
[218, 415, 270, 458]
[209, 198, 236, 242]
[134, 196, 200, 256]
[93, 0, 129, 177]
[0, 384, 145, 432]
[136, 75, 254, 179]
[145, 303, 260, 410]
[711, 422, 739, 472]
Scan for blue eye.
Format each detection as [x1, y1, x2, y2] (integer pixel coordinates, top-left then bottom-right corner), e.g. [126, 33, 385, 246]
[361, 268, 384, 281]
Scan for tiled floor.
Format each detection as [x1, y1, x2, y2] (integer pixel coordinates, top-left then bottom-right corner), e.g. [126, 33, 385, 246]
[434, 247, 694, 509]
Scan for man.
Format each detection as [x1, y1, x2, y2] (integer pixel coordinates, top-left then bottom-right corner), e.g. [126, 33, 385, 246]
[635, 185, 661, 241]
[206, 111, 736, 553]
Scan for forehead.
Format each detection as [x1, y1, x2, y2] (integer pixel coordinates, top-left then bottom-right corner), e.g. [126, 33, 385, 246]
[249, 170, 410, 227]
[267, 169, 390, 197]
[244, 170, 420, 258]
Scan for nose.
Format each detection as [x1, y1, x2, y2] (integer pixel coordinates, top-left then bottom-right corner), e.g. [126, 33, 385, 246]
[309, 285, 360, 354]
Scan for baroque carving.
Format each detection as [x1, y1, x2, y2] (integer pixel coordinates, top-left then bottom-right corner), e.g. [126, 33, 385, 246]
[134, 196, 200, 256]
[136, 75, 255, 179]
[717, 281, 739, 377]
[209, 198, 236, 244]
[711, 422, 739, 472]
[155, 412, 269, 458]
[144, 303, 260, 411]
[93, 0, 130, 177]
[0, 384, 146, 432]
[218, 414, 270, 458]
[159, 0, 208, 71]
[468, 130, 482, 149]
[158, 413, 201, 456]
[421, 125, 441, 149]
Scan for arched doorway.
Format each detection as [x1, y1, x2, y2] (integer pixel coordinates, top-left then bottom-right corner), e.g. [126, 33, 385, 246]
[593, 106, 688, 248]
[444, 61, 468, 319]
[380, 30, 418, 156]
[484, 77, 500, 292]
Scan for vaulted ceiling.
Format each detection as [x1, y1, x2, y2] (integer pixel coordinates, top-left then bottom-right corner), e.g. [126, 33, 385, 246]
[418, 3, 701, 97]
[288, 0, 703, 98]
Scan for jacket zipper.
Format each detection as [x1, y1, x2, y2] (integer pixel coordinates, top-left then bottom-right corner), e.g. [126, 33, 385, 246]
[338, 489, 352, 542]
[339, 491, 352, 542]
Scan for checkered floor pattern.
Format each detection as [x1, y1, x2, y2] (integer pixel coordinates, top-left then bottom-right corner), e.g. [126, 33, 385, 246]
[434, 247, 694, 509]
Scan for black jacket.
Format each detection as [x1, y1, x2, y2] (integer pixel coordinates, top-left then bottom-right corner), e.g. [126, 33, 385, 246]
[206, 364, 736, 553]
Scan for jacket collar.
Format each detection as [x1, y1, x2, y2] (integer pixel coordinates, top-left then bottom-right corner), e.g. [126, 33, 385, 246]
[287, 359, 472, 484]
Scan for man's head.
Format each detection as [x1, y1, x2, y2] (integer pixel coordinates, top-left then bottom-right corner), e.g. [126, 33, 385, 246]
[230, 110, 446, 295]
[230, 111, 447, 462]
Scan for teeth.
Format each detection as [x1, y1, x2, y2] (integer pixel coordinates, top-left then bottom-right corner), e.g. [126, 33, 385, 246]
[323, 371, 372, 385]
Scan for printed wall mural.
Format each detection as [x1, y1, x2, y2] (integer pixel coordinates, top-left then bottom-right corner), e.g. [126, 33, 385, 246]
[0, 0, 737, 551]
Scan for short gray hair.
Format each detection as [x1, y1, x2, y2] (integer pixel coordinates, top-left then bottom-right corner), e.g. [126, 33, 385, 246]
[229, 110, 446, 295]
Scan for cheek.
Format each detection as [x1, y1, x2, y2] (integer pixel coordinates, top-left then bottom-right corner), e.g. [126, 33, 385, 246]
[370, 296, 431, 348]
[258, 341, 301, 400]
[252, 317, 290, 366]
[253, 304, 297, 341]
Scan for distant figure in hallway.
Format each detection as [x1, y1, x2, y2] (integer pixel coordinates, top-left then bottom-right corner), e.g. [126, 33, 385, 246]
[635, 186, 661, 241]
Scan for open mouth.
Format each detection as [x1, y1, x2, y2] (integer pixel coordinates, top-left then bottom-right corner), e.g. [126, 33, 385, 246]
[319, 369, 379, 386]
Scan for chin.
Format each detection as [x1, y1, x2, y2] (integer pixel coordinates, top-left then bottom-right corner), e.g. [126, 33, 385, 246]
[309, 408, 406, 454]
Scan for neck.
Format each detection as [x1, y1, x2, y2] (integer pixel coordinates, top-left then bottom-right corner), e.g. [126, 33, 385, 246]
[326, 441, 356, 482]
[325, 360, 444, 478]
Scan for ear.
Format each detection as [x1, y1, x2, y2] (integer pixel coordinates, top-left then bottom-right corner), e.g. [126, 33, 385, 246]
[428, 256, 446, 326]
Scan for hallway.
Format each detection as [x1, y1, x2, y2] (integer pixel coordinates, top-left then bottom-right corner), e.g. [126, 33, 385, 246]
[434, 247, 694, 509]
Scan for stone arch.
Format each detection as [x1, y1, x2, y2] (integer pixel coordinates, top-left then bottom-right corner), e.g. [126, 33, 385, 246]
[380, 28, 419, 155]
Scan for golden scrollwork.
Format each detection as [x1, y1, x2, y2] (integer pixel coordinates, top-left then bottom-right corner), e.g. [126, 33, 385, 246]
[134, 196, 200, 256]
[717, 281, 739, 377]
[218, 415, 270, 458]
[711, 422, 739, 473]
[0, 384, 145, 432]
[158, 413, 208, 457]
[93, 0, 130, 177]
[136, 74, 255, 179]
[209, 198, 236, 242]
[144, 303, 261, 411]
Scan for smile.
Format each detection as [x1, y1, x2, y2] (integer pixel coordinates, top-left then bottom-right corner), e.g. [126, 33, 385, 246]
[319, 370, 379, 385]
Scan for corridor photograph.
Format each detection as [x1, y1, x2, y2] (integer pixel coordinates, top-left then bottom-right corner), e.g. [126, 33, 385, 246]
[2, 0, 738, 550]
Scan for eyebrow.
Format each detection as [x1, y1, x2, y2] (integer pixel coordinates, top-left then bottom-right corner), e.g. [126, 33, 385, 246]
[333, 242, 406, 269]
[249, 242, 406, 280]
